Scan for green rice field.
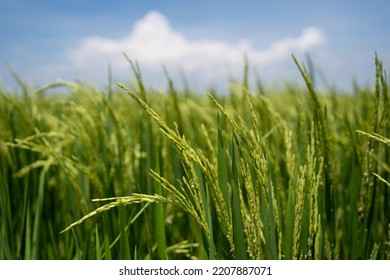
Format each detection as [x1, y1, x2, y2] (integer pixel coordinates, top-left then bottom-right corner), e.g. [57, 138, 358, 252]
[0, 55, 389, 260]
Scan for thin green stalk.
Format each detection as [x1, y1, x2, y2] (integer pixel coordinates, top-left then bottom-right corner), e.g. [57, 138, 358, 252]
[230, 137, 247, 259]
[32, 160, 52, 259]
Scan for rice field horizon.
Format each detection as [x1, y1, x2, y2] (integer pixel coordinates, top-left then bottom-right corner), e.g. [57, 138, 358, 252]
[0, 54, 389, 260]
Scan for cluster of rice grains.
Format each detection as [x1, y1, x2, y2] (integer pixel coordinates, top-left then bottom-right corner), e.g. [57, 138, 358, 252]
[0, 56, 388, 259]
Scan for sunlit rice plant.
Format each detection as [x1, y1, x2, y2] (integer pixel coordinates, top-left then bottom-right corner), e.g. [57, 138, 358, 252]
[0, 54, 389, 260]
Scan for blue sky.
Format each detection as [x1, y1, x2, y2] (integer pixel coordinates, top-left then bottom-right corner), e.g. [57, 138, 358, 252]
[0, 0, 389, 92]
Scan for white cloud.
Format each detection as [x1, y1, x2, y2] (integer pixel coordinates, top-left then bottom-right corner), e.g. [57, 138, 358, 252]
[65, 10, 326, 89]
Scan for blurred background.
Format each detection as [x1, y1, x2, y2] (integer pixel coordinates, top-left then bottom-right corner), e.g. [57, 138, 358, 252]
[0, 0, 389, 92]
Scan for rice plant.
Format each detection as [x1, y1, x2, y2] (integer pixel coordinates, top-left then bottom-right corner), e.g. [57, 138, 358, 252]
[0, 55, 389, 259]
